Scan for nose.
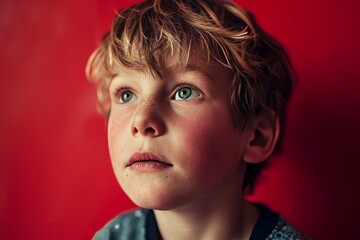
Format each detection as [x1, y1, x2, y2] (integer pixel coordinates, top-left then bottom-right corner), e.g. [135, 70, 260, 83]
[131, 99, 166, 137]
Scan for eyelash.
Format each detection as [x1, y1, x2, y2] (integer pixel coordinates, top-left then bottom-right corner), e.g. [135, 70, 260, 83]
[112, 87, 131, 99]
[172, 82, 201, 98]
[111, 86, 134, 104]
[113, 86, 131, 97]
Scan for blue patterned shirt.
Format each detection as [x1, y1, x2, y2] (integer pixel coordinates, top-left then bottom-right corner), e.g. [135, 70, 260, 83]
[93, 204, 309, 240]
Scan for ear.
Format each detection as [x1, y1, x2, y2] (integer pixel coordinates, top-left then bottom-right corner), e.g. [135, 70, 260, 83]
[242, 111, 280, 164]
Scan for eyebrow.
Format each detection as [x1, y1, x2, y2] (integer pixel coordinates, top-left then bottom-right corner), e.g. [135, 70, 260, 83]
[182, 64, 214, 82]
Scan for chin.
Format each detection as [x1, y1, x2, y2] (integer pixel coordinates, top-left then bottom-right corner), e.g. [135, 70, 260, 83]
[126, 187, 193, 211]
[129, 193, 183, 210]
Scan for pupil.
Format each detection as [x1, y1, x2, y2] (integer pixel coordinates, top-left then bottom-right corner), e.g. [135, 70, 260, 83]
[122, 92, 131, 102]
[180, 88, 191, 99]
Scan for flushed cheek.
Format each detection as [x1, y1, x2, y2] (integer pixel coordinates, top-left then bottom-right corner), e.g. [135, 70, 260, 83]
[107, 113, 132, 165]
[108, 112, 129, 141]
[172, 112, 241, 185]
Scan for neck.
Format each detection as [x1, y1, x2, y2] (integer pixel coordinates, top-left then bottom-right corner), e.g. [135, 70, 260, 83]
[153, 173, 259, 240]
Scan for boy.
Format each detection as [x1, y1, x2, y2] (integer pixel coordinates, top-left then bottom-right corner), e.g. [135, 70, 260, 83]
[86, 0, 309, 239]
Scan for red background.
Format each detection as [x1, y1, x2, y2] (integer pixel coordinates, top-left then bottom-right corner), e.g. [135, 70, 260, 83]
[1, 0, 359, 239]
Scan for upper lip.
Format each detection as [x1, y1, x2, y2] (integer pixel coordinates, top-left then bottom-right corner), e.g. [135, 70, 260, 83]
[127, 152, 172, 167]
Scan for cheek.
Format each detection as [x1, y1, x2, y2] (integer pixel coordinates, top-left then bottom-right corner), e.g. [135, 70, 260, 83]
[174, 108, 242, 173]
[107, 112, 131, 157]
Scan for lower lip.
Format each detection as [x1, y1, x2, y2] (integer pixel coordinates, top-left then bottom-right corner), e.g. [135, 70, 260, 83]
[129, 161, 172, 172]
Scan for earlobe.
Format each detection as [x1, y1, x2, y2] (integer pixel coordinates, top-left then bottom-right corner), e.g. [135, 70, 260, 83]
[242, 111, 280, 164]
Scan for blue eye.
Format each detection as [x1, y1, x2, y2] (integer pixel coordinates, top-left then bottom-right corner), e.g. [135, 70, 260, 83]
[174, 87, 200, 100]
[119, 90, 137, 104]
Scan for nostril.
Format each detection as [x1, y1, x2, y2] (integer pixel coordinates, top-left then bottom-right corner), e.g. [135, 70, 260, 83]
[132, 126, 139, 135]
[145, 127, 156, 134]
[132, 126, 157, 136]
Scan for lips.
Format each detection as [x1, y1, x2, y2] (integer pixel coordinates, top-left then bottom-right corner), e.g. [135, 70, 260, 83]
[127, 152, 173, 168]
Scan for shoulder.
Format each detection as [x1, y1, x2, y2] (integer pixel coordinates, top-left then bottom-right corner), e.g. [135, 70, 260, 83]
[92, 208, 150, 240]
[265, 215, 310, 240]
[251, 204, 310, 240]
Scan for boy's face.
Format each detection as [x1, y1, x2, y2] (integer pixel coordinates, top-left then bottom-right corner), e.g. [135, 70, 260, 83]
[108, 56, 249, 210]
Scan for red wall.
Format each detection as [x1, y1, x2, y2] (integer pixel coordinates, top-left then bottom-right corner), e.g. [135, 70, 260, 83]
[1, 0, 359, 239]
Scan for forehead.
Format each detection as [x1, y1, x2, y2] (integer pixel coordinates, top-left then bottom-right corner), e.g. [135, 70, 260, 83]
[113, 53, 232, 84]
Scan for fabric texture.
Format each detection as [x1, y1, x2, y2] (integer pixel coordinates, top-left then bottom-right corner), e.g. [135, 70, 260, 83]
[93, 204, 309, 240]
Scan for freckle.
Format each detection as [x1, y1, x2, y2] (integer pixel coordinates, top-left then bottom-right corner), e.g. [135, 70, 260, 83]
[126, 174, 128, 177]
[165, 175, 168, 178]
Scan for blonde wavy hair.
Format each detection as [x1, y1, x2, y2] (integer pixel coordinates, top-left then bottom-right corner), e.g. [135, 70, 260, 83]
[86, 0, 294, 193]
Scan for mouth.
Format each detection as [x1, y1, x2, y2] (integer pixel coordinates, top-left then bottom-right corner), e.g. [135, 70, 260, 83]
[127, 152, 173, 171]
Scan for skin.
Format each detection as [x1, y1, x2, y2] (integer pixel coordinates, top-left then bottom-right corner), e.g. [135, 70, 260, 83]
[107, 57, 275, 239]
